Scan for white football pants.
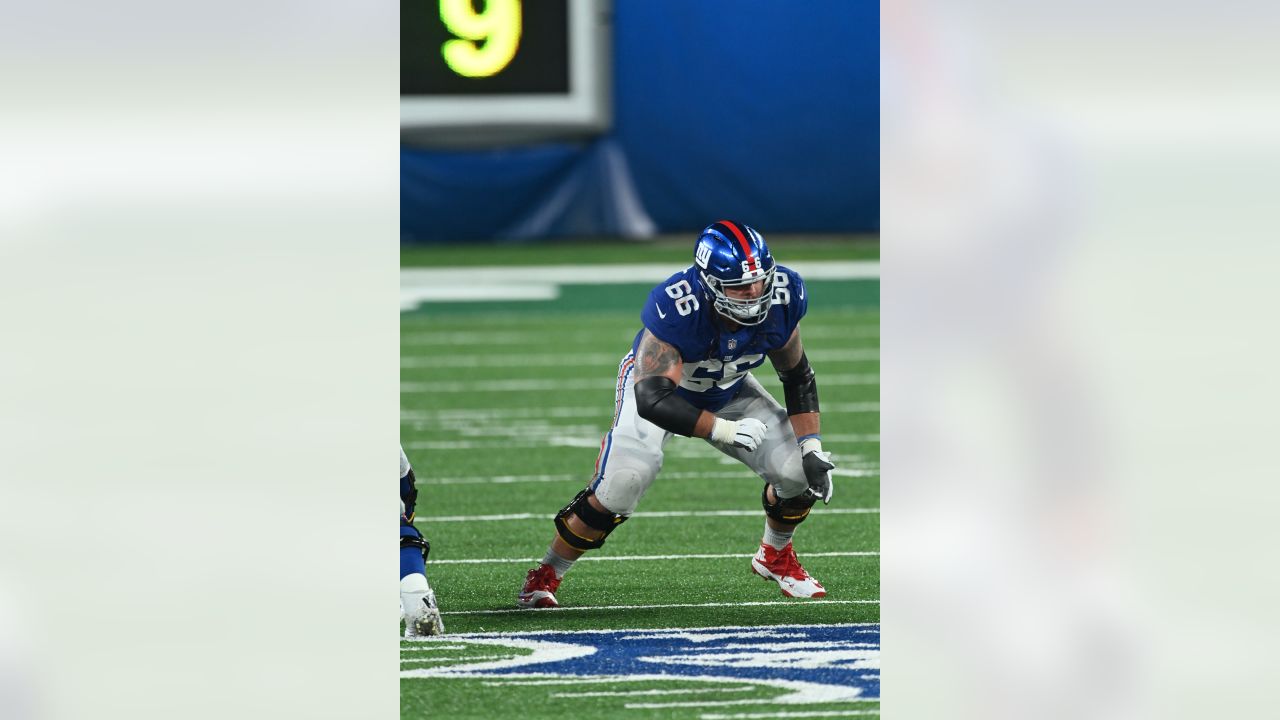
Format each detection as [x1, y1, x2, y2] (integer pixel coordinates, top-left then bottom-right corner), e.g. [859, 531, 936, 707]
[589, 352, 808, 516]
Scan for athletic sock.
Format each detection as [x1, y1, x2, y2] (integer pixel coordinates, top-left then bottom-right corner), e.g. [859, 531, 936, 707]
[762, 523, 794, 551]
[542, 548, 576, 578]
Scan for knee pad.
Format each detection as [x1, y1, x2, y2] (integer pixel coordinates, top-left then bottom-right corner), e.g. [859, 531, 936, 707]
[400, 525, 430, 560]
[554, 488, 628, 551]
[762, 482, 817, 525]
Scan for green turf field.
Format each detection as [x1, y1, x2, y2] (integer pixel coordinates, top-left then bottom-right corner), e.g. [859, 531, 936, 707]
[401, 240, 879, 719]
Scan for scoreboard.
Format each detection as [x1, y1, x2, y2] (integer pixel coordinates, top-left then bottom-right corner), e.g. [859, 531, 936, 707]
[401, 0, 611, 138]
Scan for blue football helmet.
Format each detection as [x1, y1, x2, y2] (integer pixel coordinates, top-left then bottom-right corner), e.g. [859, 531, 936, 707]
[694, 220, 777, 325]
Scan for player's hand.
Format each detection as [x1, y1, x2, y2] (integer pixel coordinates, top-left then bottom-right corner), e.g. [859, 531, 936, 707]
[711, 417, 768, 452]
[799, 437, 835, 504]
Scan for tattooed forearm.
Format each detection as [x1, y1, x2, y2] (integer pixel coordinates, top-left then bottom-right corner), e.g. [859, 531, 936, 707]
[635, 330, 683, 381]
[768, 328, 805, 372]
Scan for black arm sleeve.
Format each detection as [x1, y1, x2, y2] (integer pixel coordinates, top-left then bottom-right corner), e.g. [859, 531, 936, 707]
[633, 376, 702, 437]
[777, 352, 820, 415]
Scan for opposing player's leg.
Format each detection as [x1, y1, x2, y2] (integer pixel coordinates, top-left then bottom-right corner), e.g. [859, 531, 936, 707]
[400, 524, 444, 636]
[712, 375, 827, 598]
[400, 450, 444, 636]
[520, 354, 667, 608]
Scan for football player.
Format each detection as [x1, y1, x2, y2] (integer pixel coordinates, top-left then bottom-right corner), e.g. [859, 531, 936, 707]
[401, 445, 444, 636]
[519, 221, 836, 608]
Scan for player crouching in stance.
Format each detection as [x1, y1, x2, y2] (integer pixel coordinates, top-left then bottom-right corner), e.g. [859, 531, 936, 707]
[401, 445, 444, 636]
[518, 220, 836, 608]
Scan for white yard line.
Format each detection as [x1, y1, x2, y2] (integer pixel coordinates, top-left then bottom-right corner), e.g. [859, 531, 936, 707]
[404, 262, 879, 286]
[401, 348, 878, 369]
[401, 325, 877, 346]
[401, 374, 879, 393]
[483, 677, 658, 686]
[401, 402, 879, 422]
[630, 699, 871, 710]
[399, 655, 519, 661]
[430, 551, 879, 565]
[401, 331, 639, 346]
[419, 621, 878, 641]
[440, 599, 879, 616]
[701, 711, 880, 719]
[421, 508, 879, 523]
[424, 467, 879, 485]
[407, 430, 880, 448]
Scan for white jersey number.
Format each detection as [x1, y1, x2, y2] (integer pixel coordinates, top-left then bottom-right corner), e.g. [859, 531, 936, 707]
[680, 353, 765, 391]
[664, 279, 700, 316]
[772, 272, 791, 306]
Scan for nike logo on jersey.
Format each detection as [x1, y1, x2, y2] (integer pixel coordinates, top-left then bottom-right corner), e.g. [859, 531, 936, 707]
[656, 304, 667, 319]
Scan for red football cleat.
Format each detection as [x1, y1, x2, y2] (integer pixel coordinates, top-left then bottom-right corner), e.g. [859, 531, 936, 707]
[751, 543, 827, 598]
[517, 564, 562, 608]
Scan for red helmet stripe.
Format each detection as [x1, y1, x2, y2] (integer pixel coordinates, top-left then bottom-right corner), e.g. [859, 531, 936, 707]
[716, 220, 758, 271]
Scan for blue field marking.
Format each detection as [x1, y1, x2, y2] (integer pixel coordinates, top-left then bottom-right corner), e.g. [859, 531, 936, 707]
[402, 623, 879, 701]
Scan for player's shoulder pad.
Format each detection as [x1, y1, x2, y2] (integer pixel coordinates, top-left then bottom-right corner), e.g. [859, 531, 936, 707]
[640, 266, 707, 358]
[400, 445, 411, 479]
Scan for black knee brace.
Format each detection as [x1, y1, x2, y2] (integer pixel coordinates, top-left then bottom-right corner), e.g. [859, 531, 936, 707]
[554, 488, 628, 551]
[762, 482, 817, 525]
[401, 530, 430, 561]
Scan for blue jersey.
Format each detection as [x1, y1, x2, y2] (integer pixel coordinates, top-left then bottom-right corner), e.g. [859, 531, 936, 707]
[632, 265, 808, 412]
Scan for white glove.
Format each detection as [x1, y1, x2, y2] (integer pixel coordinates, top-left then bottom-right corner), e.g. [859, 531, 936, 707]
[710, 417, 767, 452]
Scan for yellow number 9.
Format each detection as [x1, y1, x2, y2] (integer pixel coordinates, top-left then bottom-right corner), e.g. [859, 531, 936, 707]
[440, 0, 522, 78]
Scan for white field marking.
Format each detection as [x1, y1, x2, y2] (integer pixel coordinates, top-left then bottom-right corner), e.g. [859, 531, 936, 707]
[421, 508, 879, 523]
[407, 430, 880, 448]
[429, 551, 879, 565]
[401, 655, 519, 664]
[401, 284, 558, 309]
[701, 707, 880, 712]
[400, 401, 878, 423]
[430, 473, 579, 485]
[401, 330, 638, 346]
[364, 400, 873, 423]
[411, 671, 867, 708]
[439, 599, 879, 616]
[401, 374, 878, 394]
[400, 645, 467, 651]
[630, 699, 869, 710]
[400, 403, 877, 419]
[552, 687, 756, 698]
[400, 263, 880, 307]
[799, 325, 878, 340]
[830, 468, 880, 478]
[399, 324, 878, 347]
[482, 676, 651, 687]
[403, 262, 879, 287]
[401, 348, 878, 369]
[428, 621, 878, 640]
[822, 434, 880, 443]
[399, 637, 596, 677]
[425, 468, 879, 485]
[641, 647, 878, 672]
